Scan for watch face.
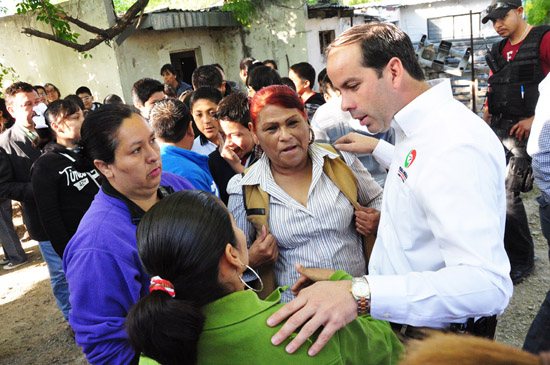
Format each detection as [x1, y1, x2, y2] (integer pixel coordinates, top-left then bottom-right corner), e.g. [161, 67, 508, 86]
[352, 282, 370, 297]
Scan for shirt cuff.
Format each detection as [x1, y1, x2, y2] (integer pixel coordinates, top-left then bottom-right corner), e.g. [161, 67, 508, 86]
[372, 140, 394, 169]
[366, 274, 408, 324]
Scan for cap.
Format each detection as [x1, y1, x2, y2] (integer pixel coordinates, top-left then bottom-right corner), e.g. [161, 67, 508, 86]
[482, 0, 522, 24]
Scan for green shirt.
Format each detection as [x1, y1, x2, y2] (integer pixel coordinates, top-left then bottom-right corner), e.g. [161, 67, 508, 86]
[141, 271, 404, 364]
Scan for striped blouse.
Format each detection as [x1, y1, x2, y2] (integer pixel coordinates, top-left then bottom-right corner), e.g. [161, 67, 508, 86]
[227, 143, 383, 302]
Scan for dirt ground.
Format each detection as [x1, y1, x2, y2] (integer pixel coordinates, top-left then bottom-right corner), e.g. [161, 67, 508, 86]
[0, 188, 548, 364]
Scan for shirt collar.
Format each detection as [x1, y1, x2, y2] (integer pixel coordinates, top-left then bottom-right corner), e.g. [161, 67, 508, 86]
[202, 287, 286, 330]
[392, 78, 451, 138]
[101, 178, 174, 225]
[240, 143, 339, 188]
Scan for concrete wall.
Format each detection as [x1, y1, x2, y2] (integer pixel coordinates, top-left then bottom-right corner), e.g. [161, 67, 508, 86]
[116, 0, 310, 97]
[398, 0, 496, 42]
[305, 15, 364, 90]
[0, 0, 124, 103]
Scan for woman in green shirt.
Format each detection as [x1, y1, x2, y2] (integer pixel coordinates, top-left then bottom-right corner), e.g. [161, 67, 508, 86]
[126, 190, 404, 365]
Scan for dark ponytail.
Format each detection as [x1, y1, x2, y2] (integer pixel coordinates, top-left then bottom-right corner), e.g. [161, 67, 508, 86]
[73, 104, 133, 172]
[127, 190, 238, 364]
[127, 292, 204, 365]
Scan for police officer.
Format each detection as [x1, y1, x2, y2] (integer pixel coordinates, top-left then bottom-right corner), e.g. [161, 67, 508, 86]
[483, 0, 550, 284]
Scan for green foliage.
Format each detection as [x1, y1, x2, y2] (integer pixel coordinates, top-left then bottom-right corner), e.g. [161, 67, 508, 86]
[16, 0, 79, 43]
[222, 0, 262, 27]
[0, 63, 19, 98]
[525, 0, 550, 25]
[343, 0, 380, 5]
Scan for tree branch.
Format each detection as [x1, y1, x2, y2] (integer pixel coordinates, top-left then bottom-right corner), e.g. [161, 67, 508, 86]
[20, 0, 150, 52]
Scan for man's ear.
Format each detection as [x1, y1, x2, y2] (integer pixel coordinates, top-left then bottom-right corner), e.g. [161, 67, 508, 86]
[94, 159, 114, 179]
[187, 123, 195, 138]
[386, 57, 404, 89]
[6, 105, 15, 119]
[303, 79, 311, 89]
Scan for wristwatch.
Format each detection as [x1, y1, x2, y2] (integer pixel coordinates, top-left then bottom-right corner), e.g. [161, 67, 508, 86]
[351, 276, 371, 316]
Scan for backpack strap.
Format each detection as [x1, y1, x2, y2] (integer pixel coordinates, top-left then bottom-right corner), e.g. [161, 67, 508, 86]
[317, 143, 359, 210]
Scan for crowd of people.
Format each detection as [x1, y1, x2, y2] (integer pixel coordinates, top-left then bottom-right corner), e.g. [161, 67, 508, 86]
[0, 2, 550, 363]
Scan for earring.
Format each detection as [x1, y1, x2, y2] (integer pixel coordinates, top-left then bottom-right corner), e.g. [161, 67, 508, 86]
[309, 127, 315, 145]
[238, 264, 264, 293]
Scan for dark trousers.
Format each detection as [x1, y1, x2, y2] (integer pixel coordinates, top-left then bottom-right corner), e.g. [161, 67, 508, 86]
[0, 199, 27, 264]
[492, 117, 534, 268]
[523, 195, 550, 354]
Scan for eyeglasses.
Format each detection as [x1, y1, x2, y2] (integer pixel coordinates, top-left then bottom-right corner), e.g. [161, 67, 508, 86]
[80, 96, 92, 101]
[485, 2, 518, 14]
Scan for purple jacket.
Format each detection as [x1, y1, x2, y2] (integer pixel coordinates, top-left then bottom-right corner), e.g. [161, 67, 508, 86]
[63, 172, 194, 364]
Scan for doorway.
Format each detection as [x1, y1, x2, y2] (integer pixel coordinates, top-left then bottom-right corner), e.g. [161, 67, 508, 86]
[169, 50, 197, 86]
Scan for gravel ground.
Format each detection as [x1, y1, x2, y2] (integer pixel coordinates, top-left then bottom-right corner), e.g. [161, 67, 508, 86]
[496, 186, 550, 348]
[0, 188, 548, 364]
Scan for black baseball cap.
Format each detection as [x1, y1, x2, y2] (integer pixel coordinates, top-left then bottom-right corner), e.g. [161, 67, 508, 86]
[482, 0, 522, 24]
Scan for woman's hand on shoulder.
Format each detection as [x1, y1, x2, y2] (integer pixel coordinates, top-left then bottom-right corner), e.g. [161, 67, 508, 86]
[291, 264, 335, 296]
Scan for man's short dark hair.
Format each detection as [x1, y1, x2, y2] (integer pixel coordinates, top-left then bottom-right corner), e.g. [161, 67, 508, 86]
[5, 82, 35, 107]
[246, 66, 282, 93]
[160, 64, 177, 76]
[263, 59, 278, 70]
[239, 57, 256, 72]
[76, 86, 92, 96]
[189, 87, 223, 111]
[192, 65, 223, 90]
[290, 62, 317, 88]
[318, 69, 337, 96]
[215, 92, 250, 128]
[65, 94, 86, 111]
[327, 22, 425, 81]
[211, 63, 224, 73]
[104, 94, 124, 105]
[149, 98, 191, 143]
[132, 78, 164, 106]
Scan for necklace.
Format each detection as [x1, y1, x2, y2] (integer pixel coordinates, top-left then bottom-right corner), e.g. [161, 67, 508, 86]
[511, 25, 532, 45]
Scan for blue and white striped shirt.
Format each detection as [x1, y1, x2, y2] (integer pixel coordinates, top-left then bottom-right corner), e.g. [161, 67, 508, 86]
[527, 74, 550, 203]
[227, 143, 383, 302]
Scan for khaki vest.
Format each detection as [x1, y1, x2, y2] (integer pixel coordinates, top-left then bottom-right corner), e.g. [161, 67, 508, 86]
[241, 143, 375, 299]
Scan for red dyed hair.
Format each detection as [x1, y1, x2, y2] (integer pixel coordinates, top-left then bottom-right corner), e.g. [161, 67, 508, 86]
[249, 85, 306, 130]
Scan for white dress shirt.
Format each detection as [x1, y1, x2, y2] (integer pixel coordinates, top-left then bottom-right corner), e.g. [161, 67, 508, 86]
[227, 143, 383, 302]
[527, 73, 550, 203]
[191, 136, 217, 156]
[368, 79, 513, 328]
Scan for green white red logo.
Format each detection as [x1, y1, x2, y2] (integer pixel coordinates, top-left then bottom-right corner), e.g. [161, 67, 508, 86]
[404, 149, 416, 168]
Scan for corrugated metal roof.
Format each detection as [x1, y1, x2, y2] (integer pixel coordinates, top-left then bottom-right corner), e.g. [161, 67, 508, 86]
[139, 9, 236, 30]
[354, 0, 445, 8]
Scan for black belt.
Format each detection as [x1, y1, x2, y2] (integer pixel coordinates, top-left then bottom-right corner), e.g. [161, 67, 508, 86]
[391, 315, 497, 340]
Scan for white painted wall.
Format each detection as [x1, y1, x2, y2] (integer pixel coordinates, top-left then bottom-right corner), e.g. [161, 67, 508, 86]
[116, 0, 310, 98]
[305, 15, 365, 89]
[360, 0, 497, 43]
[0, 0, 124, 103]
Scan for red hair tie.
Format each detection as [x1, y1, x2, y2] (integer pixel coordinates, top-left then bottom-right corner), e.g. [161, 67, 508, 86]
[149, 276, 176, 298]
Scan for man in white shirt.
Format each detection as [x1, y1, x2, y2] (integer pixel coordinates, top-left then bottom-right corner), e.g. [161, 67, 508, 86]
[266, 22, 513, 356]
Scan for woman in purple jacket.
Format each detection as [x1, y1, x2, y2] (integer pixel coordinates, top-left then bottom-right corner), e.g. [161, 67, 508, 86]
[63, 104, 194, 365]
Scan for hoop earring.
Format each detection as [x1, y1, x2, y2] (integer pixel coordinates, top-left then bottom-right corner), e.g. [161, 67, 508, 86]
[239, 265, 264, 293]
[309, 127, 315, 145]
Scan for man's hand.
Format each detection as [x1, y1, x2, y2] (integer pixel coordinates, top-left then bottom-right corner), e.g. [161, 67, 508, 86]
[291, 264, 335, 296]
[248, 225, 278, 267]
[483, 109, 492, 125]
[267, 280, 357, 356]
[355, 205, 380, 236]
[510, 116, 534, 141]
[218, 132, 244, 173]
[334, 133, 379, 154]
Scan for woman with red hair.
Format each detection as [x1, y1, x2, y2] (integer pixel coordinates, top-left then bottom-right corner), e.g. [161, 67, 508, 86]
[227, 85, 383, 302]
